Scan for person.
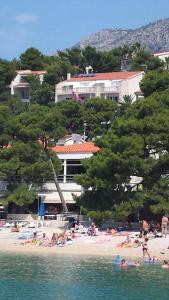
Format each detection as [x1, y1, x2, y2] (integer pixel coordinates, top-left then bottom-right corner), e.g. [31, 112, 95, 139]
[161, 214, 168, 238]
[161, 260, 169, 269]
[134, 260, 141, 267]
[20, 232, 38, 246]
[106, 227, 117, 235]
[142, 220, 149, 238]
[71, 230, 77, 239]
[118, 234, 131, 248]
[142, 238, 150, 258]
[151, 256, 159, 263]
[50, 233, 58, 246]
[75, 221, 84, 232]
[149, 221, 155, 234]
[156, 223, 161, 232]
[58, 230, 67, 245]
[40, 233, 49, 247]
[120, 259, 128, 267]
[11, 221, 20, 232]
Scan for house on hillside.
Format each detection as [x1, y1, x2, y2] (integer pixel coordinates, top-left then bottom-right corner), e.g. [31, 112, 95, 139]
[6, 136, 100, 219]
[153, 50, 169, 61]
[38, 139, 100, 213]
[153, 50, 169, 69]
[55, 71, 144, 103]
[10, 70, 47, 103]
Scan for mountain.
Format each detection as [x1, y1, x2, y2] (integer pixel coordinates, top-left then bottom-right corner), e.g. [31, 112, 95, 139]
[75, 18, 169, 51]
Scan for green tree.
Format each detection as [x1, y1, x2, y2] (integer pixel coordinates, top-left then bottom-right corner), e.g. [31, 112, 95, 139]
[26, 75, 54, 105]
[20, 48, 44, 70]
[0, 103, 68, 210]
[140, 70, 169, 97]
[83, 98, 117, 137]
[76, 89, 169, 220]
[0, 59, 16, 99]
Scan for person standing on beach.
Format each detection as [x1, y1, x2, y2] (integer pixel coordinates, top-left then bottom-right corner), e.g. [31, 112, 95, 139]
[142, 220, 149, 238]
[142, 238, 150, 258]
[161, 214, 168, 238]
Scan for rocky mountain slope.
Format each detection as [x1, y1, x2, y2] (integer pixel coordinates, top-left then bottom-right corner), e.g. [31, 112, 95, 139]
[75, 18, 169, 51]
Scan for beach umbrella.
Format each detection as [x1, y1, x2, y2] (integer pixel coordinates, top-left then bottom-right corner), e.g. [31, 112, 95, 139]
[39, 200, 46, 217]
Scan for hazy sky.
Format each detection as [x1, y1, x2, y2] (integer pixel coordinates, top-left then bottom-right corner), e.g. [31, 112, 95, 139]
[1, 0, 169, 59]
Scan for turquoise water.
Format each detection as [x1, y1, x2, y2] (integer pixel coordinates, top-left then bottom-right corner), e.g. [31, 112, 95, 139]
[0, 253, 169, 300]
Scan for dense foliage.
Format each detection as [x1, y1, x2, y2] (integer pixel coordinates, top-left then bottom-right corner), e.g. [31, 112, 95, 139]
[76, 89, 169, 220]
[0, 44, 169, 219]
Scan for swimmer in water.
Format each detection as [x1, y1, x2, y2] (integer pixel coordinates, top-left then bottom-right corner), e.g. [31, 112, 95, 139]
[134, 260, 141, 267]
[120, 259, 128, 267]
[161, 260, 169, 269]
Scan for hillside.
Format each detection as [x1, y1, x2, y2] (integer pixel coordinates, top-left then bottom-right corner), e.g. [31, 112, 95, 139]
[75, 18, 169, 51]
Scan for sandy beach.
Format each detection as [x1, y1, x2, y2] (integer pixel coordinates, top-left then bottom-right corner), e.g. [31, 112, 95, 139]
[0, 226, 169, 261]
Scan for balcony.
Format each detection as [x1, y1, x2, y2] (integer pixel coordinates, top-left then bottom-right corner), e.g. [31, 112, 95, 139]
[56, 84, 121, 96]
[13, 83, 30, 88]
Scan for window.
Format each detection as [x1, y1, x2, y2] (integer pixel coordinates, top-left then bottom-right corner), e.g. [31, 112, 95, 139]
[67, 160, 84, 175]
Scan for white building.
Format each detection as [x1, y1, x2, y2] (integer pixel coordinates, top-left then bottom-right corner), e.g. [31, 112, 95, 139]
[38, 140, 100, 211]
[55, 71, 144, 103]
[153, 50, 169, 61]
[10, 70, 47, 103]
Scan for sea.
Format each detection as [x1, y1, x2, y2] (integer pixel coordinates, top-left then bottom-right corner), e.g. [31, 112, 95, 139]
[0, 253, 169, 300]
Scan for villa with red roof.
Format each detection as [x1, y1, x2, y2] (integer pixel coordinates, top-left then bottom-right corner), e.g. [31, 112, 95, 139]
[38, 137, 100, 211]
[10, 70, 47, 103]
[153, 50, 169, 61]
[55, 71, 144, 103]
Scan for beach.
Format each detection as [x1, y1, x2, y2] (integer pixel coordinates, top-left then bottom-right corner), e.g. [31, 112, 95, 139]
[1, 226, 169, 260]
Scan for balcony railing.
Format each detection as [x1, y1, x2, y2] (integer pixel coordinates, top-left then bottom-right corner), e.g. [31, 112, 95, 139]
[56, 85, 120, 95]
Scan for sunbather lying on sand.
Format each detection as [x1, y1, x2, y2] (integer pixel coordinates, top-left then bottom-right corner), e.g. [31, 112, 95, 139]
[117, 235, 131, 248]
[106, 228, 118, 235]
[20, 232, 39, 246]
[117, 235, 142, 248]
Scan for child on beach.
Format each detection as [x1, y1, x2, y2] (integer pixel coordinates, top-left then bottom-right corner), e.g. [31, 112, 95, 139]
[142, 238, 150, 258]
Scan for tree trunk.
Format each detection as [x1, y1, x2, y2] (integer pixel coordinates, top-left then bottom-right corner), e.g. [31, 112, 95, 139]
[45, 148, 68, 213]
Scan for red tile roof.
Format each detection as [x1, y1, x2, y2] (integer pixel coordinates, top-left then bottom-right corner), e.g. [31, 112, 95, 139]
[67, 71, 143, 82]
[16, 70, 47, 75]
[153, 50, 169, 55]
[52, 142, 100, 153]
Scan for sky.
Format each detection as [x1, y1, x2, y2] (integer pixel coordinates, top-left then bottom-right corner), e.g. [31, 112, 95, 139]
[1, 0, 169, 60]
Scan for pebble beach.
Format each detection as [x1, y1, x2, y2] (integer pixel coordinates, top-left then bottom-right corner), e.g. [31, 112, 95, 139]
[0, 226, 169, 261]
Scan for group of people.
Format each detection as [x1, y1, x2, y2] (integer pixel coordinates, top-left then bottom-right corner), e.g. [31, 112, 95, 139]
[70, 220, 97, 236]
[120, 259, 141, 267]
[114, 255, 169, 269]
[119, 258, 169, 269]
[140, 215, 169, 238]
[21, 230, 77, 247]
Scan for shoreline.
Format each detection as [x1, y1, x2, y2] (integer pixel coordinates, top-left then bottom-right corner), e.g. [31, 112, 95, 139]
[0, 240, 169, 261]
[1, 227, 169, 261]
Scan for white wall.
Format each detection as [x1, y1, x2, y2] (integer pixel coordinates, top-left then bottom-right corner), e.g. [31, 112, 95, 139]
[55, 74, 144, 102]
[154, 52, 169, 61]
[127, 73, 144, 101]
[57, 152, 93, 160]
[120, 73, 144, 101]
[42, 182, 82, 192]
[11, 74, 21, 94]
